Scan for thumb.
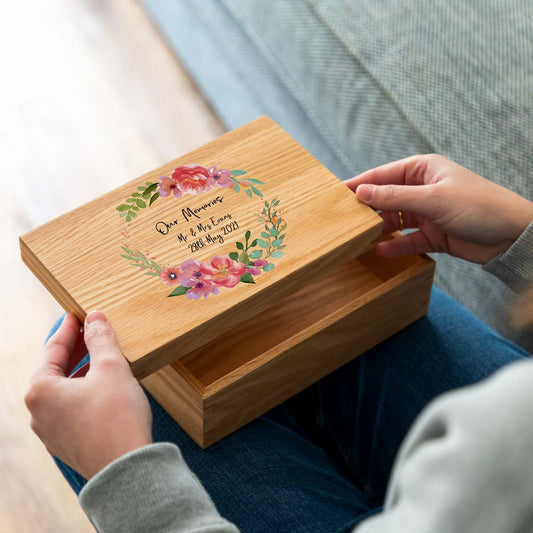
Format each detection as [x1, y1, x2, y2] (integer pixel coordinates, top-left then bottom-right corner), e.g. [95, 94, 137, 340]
[356, 183, 433, 215]
[84, 311, 131, 375]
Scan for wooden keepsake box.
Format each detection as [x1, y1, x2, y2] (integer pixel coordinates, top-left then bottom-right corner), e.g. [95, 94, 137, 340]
[20, 116, 434, 448]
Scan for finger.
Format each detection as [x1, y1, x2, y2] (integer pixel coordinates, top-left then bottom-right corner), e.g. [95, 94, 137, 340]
[344, 154, 433, 191]
[379, 210, 419, 234]
[376, 231, 434, 257]
[65, 333, 88, 376]
[70, 361, 90, 379]
[34, 313, 81, 378]
[84, 311, 132, 376]
[356, 183, 435, 215]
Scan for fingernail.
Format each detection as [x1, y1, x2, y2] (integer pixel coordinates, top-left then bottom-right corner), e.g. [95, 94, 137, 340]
[356, 184, 374, 203]
[85, 310, 108, 326]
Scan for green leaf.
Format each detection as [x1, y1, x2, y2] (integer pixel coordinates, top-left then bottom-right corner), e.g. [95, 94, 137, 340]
[142, 190, 152, 199]
[230, 178, 240, 193]
[256, 239, 269, 248]
[136, 199, 146, 208]
[130, 205, 139, 211]
[245, 178, 265, 185]
[277, 245, 286, 250]
[249, 250, 262, 259]
[129, 211, 137, 218]
[272, 238, 282, 247]
[144, 183, 157, 193]
[264, 201, 270, 208]
[269, 228, 279, 237]
[137, 186, 146, 191]
[168, 285, 190, 297]
[245, 189, 253, 198]
[240, 272, 255, 284]
[151, 261, 161, 272]
[145, 272, 160, 276]
[126, 215, 132, 222]
[117, 204, 129, 211]
[137, 251, 149, 264]
[149, 192, 159, 206]
[120, 211, 128, 217]
[263, 263, 275, 272]
[229, 251, 239, 261]
[245, 230, 251, 241]
[120, 254, 134, 260]
[261, 231, 271, 239]
[250, 185, 263, 197]
[126, 198, 136, 203]
[271, 251, 284, 258]
[131, 192, 141, 197]
[251, 239, 257, 247]
[236, 241, 244, 250]
[231, 169, 247, 176]
[121, 245, 135, 255]
[238, 252, 249, 264]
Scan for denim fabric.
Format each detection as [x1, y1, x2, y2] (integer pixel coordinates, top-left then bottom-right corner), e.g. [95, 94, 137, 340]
[140, 0, 533, 349]
[51, 287, 528, 532]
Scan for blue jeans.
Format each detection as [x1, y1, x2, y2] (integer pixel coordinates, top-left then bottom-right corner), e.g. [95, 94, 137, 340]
[50, 288, 528, 532]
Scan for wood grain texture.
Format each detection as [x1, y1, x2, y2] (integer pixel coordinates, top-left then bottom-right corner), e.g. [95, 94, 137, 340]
[21, 116, 383, 379]
[2, 0, 224, 530]
[145, 244, 435, 448]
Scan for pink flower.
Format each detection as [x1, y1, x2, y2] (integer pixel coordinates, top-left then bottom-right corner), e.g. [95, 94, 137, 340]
[186, 279, 219, 300]
[253, 260, 268, 267]
[200, 255, 246, 288]
[159, 266, 181, 285]
[247, 267, 262, 276]
[178, 259, 208, 286]
[157, 176, 182, 198]
[177, 259, 218, 299]
[208, 166, 233, 188]
[172, 165, 213, 195]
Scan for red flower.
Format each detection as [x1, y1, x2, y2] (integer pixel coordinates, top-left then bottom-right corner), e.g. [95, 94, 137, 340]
[159, 266, 181, 285]
[172, 165, 213, 195]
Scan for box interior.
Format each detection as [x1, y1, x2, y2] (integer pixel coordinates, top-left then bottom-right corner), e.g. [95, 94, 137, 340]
[171, 247, 425, 394]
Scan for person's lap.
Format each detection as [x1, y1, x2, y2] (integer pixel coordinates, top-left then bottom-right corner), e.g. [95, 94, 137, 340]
[51, 287, 529, 532]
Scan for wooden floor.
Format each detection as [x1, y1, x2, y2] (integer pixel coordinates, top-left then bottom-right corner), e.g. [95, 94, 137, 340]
[0, 1, 224, 531]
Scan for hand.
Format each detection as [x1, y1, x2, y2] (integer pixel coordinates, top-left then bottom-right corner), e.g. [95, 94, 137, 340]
[25, 311, 153, 480]
[345, 154, 533, 264]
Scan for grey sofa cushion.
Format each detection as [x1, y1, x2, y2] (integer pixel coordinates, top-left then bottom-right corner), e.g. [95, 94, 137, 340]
[142, 0, 533, 348]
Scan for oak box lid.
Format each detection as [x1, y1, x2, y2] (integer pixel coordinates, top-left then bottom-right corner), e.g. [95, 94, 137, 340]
[20, 116, 383, 379]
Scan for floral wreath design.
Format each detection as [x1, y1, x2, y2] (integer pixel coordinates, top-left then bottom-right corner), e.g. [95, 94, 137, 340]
[117, 164, 287, 300]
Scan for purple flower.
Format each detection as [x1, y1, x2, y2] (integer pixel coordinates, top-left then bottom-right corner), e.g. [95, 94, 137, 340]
[208, 166, 233, 188]
[178, 259, 218, 299]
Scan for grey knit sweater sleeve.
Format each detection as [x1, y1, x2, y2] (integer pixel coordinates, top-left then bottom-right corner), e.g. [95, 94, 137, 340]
[482, 220, 533, 293]
[79, 443, 239, 532]
[79, 223, 533, 532]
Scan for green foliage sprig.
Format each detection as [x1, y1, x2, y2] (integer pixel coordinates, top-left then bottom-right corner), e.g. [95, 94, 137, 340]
[120, 246, 163, 276]
[227, 198, 286, 282]
[116, 182, 159, 222]
[229, 170, 265, 199]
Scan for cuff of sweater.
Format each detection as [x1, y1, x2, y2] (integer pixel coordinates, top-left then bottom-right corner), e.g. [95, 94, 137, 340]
[79, 442, 237, 533]
[482, 220, 533, 293]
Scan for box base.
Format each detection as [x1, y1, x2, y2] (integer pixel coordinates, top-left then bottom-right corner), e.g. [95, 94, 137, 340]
[141, 240, 434, 448]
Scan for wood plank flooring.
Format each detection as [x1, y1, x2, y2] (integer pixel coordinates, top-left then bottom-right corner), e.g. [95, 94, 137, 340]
[0, 1, 224, 530]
